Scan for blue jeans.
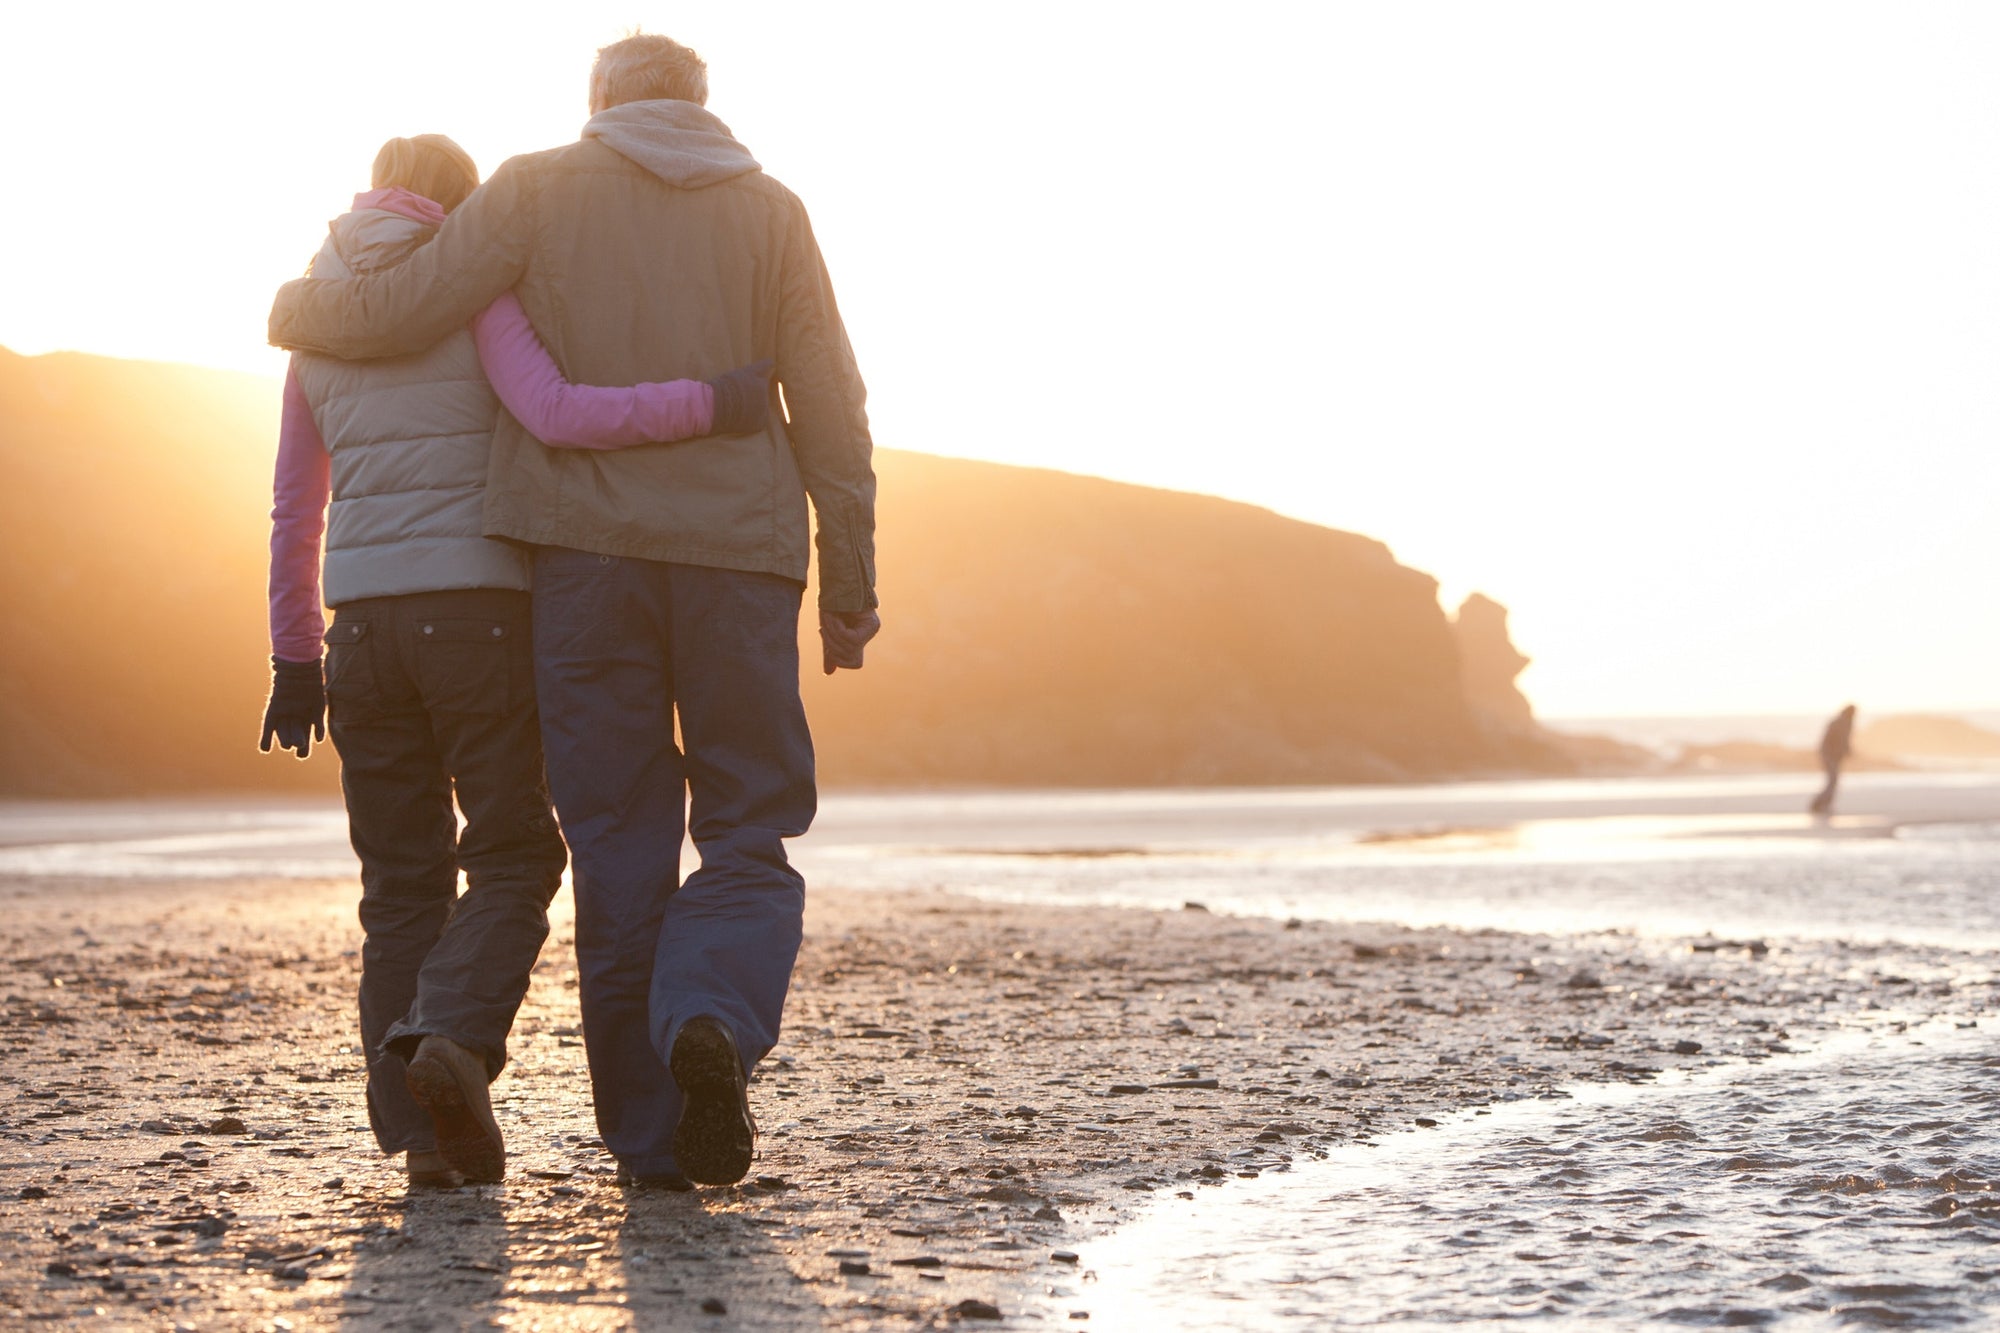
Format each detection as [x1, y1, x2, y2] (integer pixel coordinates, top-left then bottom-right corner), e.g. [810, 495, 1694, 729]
[531, 550, 814, 1176]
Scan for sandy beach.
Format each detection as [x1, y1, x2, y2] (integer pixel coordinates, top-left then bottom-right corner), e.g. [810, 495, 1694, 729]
[3, 848, 1990, 1329]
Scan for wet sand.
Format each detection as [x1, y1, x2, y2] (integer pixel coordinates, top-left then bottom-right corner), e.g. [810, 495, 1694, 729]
[1, 874, 1990, 1329]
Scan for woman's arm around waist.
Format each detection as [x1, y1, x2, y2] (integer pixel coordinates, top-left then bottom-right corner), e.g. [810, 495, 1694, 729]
[471, 291, 745, 448]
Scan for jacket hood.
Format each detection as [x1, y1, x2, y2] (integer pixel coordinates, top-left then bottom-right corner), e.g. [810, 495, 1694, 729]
[324, 192, 440, 276]
[352, 187, 447, 228]
[582, 100, 761, 188]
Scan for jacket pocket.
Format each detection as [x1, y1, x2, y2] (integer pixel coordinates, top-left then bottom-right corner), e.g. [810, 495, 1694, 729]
[413, 618, 524, 715]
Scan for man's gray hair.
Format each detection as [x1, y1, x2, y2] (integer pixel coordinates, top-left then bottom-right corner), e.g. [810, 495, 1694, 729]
[590, 33, 709, 113]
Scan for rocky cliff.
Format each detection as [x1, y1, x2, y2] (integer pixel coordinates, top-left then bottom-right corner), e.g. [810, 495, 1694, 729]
[0, 346, 1575, 794]
[1856, 715, 2000, 761]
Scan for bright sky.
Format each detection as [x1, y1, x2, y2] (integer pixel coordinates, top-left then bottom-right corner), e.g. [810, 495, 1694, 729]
[4, 2, 1996, 719]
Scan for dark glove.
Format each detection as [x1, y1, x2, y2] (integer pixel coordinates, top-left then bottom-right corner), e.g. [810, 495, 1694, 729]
[707, 359, 774, 436]
[260, 655, 326, 759]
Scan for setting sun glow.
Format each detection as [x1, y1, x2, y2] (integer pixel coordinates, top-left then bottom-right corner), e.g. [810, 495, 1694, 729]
[3, 1, 1996, 717]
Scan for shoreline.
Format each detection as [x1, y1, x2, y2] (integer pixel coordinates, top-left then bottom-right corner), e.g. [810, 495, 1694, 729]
[1, 875, 1991, 1328]
[6, 764, 1999, 819]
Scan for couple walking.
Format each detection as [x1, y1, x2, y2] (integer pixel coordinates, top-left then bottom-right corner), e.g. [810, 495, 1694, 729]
[260, 33, 879, 1190]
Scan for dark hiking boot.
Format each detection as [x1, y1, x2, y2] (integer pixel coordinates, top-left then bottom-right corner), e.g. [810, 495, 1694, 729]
[406, 1149, 464, 1190]
[406, 1036, 505, 1184]
[669, 1016, 756, 1185]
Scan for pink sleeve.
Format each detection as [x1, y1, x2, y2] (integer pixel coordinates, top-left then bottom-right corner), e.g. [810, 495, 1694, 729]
[269, 363, 331, 663]
[470, 292, 715, 448]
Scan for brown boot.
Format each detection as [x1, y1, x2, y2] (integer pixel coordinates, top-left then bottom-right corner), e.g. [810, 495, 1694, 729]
[406, 1149, 463, 1190]
[405, 1036, 505, 1184]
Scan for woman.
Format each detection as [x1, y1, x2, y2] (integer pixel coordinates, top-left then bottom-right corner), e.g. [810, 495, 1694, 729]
[259, 134, 768, 1188]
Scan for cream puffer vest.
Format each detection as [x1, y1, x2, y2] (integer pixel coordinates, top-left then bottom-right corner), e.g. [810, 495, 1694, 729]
[291, 209, 529, 605]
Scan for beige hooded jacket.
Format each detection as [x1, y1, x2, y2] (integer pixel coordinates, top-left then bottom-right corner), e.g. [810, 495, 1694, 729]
[268, 101, 876, 613]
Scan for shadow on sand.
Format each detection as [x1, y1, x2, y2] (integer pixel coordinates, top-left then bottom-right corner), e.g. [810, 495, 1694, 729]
[333, 1179, 834, 1329]
[338, 1185, 508, 1329]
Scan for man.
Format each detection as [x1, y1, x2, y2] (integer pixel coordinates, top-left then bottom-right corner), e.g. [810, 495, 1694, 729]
[1810, 704, 1857, 816]
[269, 33, 881, 1187]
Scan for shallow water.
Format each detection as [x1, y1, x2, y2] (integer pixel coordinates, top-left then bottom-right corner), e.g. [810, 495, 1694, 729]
[797, 777, 2000, 951]
[1055, 1021, 2000, 1329]
[13, 777, 1996, 951]
[815, 820, 2000, 951]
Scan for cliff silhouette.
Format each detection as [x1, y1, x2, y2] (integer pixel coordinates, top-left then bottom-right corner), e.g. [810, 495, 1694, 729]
[1, 346, 1584, 795]
[1856, 715, 2000, 762]
[0, 346, 305, 796]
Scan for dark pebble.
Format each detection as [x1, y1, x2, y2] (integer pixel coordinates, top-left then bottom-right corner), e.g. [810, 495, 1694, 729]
[1052, 1250, 1079, 1264]
[206, 1117, 247, 1135]
[891, 1256, 943, 1268]
[1108, 1084, 1149, 1096]
[322, 1177, 345, 1191]
[45, 1261, 77, 1278]
[1154, 1078, 1220, 1090]
[955, 1298, 1004, 1320]
[1182, 901, 1209, 913]
[1415, 1118, 1439, 1128]
[839, 1260, 870, 1275]
[20, 1186, 49, 1200]
[274, 1265, 310, 1281]
[700, 1297, 727, 1314]
[1674, 1040, 1704, 1055]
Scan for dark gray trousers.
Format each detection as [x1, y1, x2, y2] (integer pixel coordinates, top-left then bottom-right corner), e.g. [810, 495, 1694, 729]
[324, 588, 568, 1154]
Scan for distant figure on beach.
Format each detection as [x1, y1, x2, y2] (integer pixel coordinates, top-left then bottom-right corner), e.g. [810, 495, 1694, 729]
[1810, 704, 1858, 816]
[259, 133, 775, 1189]
[270, 34, 881, 1189]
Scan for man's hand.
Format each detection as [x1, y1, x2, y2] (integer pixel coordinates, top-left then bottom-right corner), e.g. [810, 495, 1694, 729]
[260, 656, 327, 759]
[819, 610, 881, 675]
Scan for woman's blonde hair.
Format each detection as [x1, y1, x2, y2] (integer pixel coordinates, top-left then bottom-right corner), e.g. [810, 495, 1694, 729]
[370, 134, 480, 212]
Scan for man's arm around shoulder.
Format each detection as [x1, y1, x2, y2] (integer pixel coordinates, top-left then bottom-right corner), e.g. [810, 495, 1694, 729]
[268, 158, 535, 361]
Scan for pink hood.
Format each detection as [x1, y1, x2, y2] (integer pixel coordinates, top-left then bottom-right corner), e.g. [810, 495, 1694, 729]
[349, 187, 447, 228]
